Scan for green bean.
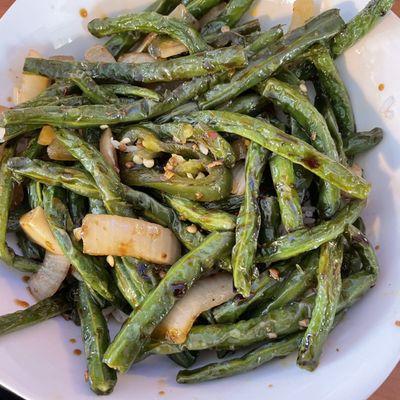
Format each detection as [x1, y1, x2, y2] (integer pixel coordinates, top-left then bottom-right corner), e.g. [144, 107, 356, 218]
[270, 154, 303, 232]
[345, 225, 379, 277]
[314, 93, 347, 163]
[205, 19, 261, 47]
[102, 84, 160, 101]
[89, 198, 107, 215]
[201, 0, 255, 36]
[68, 191, 87, 228]
[259, 196, 280, 244]
[20, 136, 44, 159]
[168, 351, 199, 368]
[297, 238, 343, 371]
[105, 0, 182, 57]
[258, 252, 318, 316]
[165, 195, 236, 231]
[181, 111, 370, 199]
[217, 93, 268, 116]
[0, 291, 71, 337]
[7, 158, 101, 200]
[199, 10, 345, 108]
[42, 187, 128, 311]
[2, 125, 39, 143]
[245, 25, 284, 58]
[232, 142, 268, 296]
[1, 75, 226, 128]
[186, 0, 221, 18]
[7, 206, 27, 232]
[24, 46, 247, 84]
[213, 263, 292, 323]
[105, 31, 141, 58]
[307, 45, 355, 137]
[0, 146, 16, 265]
[343, 128, 383, 156]
[331, 0, 395, 57]
[88, 12, 210, 53]
[177, 332, 302, 383]
[203, 195, 244, 213]
[258, 200, 364, 264]
[104, 231, 234, 373]
[122, 163, 232, 202]
[77, 282, 117, 395]
[16, 231, 43, 261]
[263, 78, 341, 218]
[155, 102, 199, 124]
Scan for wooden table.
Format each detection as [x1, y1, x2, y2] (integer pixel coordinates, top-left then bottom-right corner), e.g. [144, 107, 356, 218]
[0, 0, 398, 398]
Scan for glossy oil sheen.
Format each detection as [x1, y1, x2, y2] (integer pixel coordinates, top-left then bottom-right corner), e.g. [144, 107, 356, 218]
[0, 0, 399, 399]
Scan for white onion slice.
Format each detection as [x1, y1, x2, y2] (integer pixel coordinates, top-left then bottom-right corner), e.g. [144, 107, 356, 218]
[19, 206, 63, 255]
[100, 128, 119, 173]
[80, 214, 181, 265]
[153, 273, 235, 344]
[118, 52, 157, 64]
[290, 0, 315, 31]
[231, 161, 246, 196]
[85, 45, 115, 63]
[29, 252, 70, 300]
[14, 50, 50, 105]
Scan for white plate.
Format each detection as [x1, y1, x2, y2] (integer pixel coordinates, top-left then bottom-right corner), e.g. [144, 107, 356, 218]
[0, 0, 399, 399]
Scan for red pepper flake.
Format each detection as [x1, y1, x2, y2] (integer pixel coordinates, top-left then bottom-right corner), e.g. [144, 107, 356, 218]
[375, 244, 380, 251]
[73, 349, 82, 356]
[159, 391, 166, 396]
[22, 275, 30, 283]
[378, 83, 385, 91]
[79, 8, 88, 18]
[207, 130, 218, 140]
[268, 384, 273, 388]
[14, 299, 29, 308]
[84, 370, 89, 382]
[395, 321, 400, 327]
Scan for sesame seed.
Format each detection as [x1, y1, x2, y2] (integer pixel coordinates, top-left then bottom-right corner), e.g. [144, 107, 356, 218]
[186, 173, 194, 179]
[106, 255, 115, 267]
[310, 132, 317, 141]
[100, 125, 109, 130]
[120, 137, 131, 145]
[133, 155, 143, 165]
[221, 25, 230, 33]
[267, 332, 278, 339]
[196, 172, 206, 179]
[199, 143, 209, 155]
[195, 192, 203, 200]
[299, 82, 308, 93]
[186, 224, 198, 234]
[143, 158, 155, 168]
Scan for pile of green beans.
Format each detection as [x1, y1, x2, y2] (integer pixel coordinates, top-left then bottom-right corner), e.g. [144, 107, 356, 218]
[0, 0, 390, 394]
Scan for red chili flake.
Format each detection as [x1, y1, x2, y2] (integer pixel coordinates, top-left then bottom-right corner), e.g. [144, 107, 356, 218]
[378, 83, 385, 91]
[207, 130, 218, 140]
